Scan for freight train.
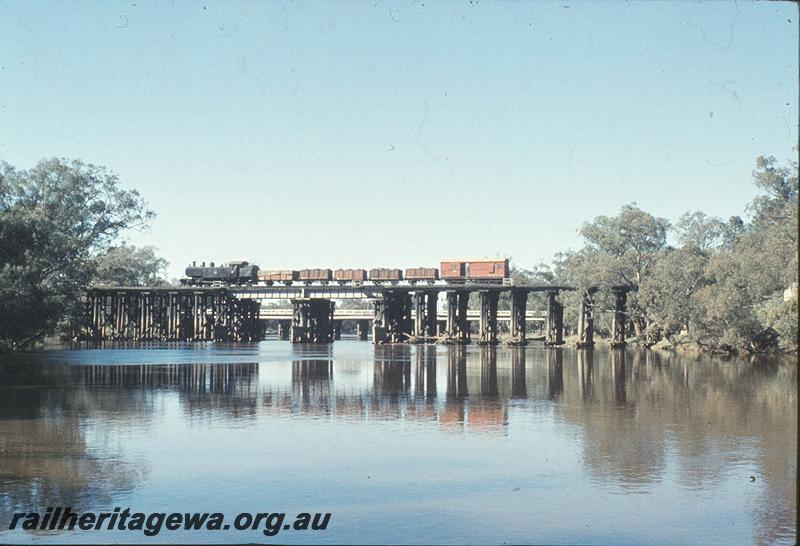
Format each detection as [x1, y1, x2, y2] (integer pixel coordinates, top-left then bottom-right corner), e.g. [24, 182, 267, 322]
[181, 259, 510, 287]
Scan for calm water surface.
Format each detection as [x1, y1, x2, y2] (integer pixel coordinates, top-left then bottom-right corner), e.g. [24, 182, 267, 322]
[0, 341, 796, 544]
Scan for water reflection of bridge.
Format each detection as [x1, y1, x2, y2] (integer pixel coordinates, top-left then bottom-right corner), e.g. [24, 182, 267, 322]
[4, 348, 794, 544]
[71, 346, 644, 416]
[73, 347, 582, 433]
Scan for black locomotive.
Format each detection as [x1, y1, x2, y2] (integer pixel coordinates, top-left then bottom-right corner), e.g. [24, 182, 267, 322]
[182, 261, 259, 286]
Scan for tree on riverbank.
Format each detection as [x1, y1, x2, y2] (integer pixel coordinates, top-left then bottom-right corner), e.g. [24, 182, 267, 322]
[93, 244, 168, 287]
[0, 158, 165, 347]
[546, 155, 798, 353]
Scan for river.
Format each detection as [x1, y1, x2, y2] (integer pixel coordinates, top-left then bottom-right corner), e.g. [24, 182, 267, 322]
[0, 341, 795, 544]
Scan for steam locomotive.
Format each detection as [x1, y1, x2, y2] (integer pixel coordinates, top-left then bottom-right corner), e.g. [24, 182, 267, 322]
[181, 259, 510, 286]
[182, 261, 259, 285]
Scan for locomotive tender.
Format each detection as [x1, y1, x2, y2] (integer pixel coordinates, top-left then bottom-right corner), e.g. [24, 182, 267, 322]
[182, 258, 509, 286]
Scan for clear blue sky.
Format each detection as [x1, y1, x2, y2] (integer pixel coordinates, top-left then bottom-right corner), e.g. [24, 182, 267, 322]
[1, 1, 797, 278]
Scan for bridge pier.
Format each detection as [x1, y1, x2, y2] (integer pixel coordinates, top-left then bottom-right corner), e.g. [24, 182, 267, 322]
[386, 290, 413, 342]
[211, 293, 228, 340]
[412, 290, 439, 341]
[85, 289, 260, 342]
[425, 291, 438, 338]
[373, 291, 412, 343]
[278, 319, 291, 340]
[413, 292, 426, 342]
[148, 292, 168, 339]
[137, 292, 168, 340]
[356, 319, 369, 341]
[508, 289, 528, 345]
[444, 291, 470, 344]
[169, 292, 192, 340]
[233, 298, 262, 341]
[333, 320, 342, 340]
[193, 292, 212, 340]
[477, 290, 499, 345]
[611, 288, 628, 347]
[545, 291, 564, 346]
[98, 291, 138, 340]
[372, 298, 387, 343]
[291, 298, 335, 343]
[576, 288, 597, 348]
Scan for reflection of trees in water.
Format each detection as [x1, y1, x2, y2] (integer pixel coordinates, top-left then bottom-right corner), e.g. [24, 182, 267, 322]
[573, 350, 668, 492]
[557, 349, 796, 543]
[0, 360, 261, 521]
[0, 363, 141, 514]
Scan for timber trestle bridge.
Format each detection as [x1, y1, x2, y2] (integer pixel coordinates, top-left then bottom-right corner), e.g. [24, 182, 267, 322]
[84, 283, 633, 347]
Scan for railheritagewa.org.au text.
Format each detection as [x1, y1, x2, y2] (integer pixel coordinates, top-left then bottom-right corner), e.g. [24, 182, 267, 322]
[8, 507, 331, 536]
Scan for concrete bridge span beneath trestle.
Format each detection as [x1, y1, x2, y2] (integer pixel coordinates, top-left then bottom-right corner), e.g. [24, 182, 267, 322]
[83, 283, 633, 347]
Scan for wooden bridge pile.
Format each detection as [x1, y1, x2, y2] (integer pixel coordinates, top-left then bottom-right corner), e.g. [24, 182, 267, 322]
[84, 288, 261, 341]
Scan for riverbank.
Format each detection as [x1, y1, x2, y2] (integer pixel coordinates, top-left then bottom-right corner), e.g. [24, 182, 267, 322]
[560, 334, 797, 356]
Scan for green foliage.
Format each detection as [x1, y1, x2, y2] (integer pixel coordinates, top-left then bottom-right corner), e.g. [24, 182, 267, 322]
[579, 203, 670, 287]
[756, 292, 798, 351]
[639, 245, 709, 336]
[692, 156, 798, 352]
[550, 155, 797, 353]
[553, 205, 670, 337]
[0, 158, 158, 347]
[93, 245, 168, 287]
[675, 211, 742, 251]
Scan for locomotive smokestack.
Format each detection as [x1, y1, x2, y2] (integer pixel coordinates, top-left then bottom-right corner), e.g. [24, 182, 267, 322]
[202, 261, 206, 267]
[192, 261, 196, 266]
[210, 261, 215, 267]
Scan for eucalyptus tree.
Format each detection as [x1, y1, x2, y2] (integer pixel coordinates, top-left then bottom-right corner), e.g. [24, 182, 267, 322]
[0, 158, 154, 347]
[696, 156, 798, 351]
[555, 204, 670, 339]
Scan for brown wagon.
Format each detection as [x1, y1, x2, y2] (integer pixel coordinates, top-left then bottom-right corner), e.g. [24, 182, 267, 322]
[405, 267, 439, 283]
[369, 268, 403, 283]
[298, 268, 333, 283]
[334, 268, 367, 284]
[258, 270, 299, 285]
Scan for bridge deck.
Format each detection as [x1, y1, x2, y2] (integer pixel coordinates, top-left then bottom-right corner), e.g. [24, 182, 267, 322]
[89, 283, 579, 300]
[259, 308, 546, 322]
